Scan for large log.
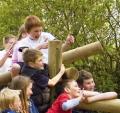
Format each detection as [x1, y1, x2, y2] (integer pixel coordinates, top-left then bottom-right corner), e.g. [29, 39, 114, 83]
[48, 40, 62, 78]
[0, 72, 12, 85]
[62, 41, 103, 64]
[78, 99, 120, 113]
[48, 40, 62, 101]
[64, 67, 79, 80]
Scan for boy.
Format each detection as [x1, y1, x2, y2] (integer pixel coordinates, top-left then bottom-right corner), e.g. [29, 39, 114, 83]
[74, 70, 117, 113]
[77, 70, 95, 91]
[21, 49, 65, 113]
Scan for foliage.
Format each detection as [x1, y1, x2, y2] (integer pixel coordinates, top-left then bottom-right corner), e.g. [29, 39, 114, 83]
[0, 0, 120, 96]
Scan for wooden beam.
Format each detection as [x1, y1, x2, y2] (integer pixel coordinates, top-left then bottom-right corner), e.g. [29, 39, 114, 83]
[48, 40, 62, 78]
[62, 41, 103, 64]
[48, 40, 62, 101]
[78, 99, 120, 113]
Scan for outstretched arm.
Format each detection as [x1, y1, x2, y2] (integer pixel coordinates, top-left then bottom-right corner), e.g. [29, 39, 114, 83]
[48, 64, 65, 87]
[84, 92, 117, 103]
[62, 97, 81, 111]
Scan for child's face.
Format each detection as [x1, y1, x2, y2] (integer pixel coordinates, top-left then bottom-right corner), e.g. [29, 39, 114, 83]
[33, 57, 44, 70]
[29, 26, 43, 39]
[5, 38, 16, 50]
[82, 78, 95, 91]
[26, 83, 33, 98]
[67, 81, 81, 98]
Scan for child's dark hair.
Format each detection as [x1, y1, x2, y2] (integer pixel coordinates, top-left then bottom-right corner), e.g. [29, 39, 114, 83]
[77, 70, 93, 85]
[55, 79, 74, 97]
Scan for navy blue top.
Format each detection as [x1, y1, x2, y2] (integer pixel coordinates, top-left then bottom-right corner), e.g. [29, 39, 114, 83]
[21, 64, 50, 113]
[21, 64, 49, 89]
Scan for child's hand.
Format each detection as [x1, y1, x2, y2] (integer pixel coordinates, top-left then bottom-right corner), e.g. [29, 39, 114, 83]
[65, 34, 74, 45]
[5, 47, 13, 57]
[36, 42, 48, 49]
[78, 89, 85, 102]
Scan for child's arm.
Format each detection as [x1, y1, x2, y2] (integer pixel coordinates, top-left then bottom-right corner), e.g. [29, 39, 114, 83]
[62, 90, 83, 111]
[83, 90, 100, 97]
[62, 97, 81, 111]
[48, 64, 65, 87]
[85, 92, 117, 103]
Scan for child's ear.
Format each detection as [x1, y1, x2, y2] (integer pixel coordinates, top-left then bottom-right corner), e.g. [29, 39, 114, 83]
[64, 87, 70, 93]
[28, 62, 34, 67]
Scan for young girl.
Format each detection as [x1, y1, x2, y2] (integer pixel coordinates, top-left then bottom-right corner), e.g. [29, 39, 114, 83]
[11, 24, 28, 77]
[8, 75, 39, 113]
[47, 80, 83, 113]
[0, 87, 21, 113]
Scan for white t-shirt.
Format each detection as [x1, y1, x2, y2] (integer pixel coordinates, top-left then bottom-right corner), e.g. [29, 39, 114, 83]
[12, 32, 55, 64]
[0, 50, 12, 73]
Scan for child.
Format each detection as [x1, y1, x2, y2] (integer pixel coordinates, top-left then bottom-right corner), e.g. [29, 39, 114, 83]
[11, 15, 74, 76]
[77, 70, 117, 99]
[8, 76, 39, 113]
[73, 70, 118, 113]
[46, 79, 83, 113]
[0, 87, 21, 113]
[11, 24, 28, 77]
[21, 49, 65, 113]
[77, 70, 95, 91]
[13, 15, 74, 64]
[0, 35, 16, 73]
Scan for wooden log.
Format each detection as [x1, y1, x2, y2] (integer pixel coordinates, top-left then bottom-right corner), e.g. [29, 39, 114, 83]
[48, 40, 62, 101]
[78, 99, 120, 113]
[48, 40, 62, 78]
[0, 72, 12, 85]
[64, 67, 79, 80]
[62, 41, 103, 64]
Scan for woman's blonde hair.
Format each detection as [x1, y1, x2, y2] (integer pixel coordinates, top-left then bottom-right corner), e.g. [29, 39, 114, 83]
[0, 87, 21, 110]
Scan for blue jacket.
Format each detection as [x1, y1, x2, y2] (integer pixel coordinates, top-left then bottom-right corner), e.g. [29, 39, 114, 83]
[2, 109, 17, 113]
[1, 100, 39, 113]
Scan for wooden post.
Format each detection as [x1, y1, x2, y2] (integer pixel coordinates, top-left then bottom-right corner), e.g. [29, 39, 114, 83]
[0, 72, 12, 85]
[78, 99, 120, 113]
[48, 40, 62, 101]
[62, 41, 103, 64]
[48, 40, 62, 78]
[64, 67, 79, 80]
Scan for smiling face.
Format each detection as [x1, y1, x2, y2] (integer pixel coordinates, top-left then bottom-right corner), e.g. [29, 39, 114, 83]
[65, 80, 81, 98]
[82, 78, 95, 91]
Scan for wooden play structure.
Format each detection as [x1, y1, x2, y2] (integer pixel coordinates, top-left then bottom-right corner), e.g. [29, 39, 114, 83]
[48, 40, 120, 113]
[0, 40, 120, 113]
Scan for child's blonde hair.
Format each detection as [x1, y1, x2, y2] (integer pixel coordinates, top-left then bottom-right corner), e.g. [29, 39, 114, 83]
[0, 87, 21, 110]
